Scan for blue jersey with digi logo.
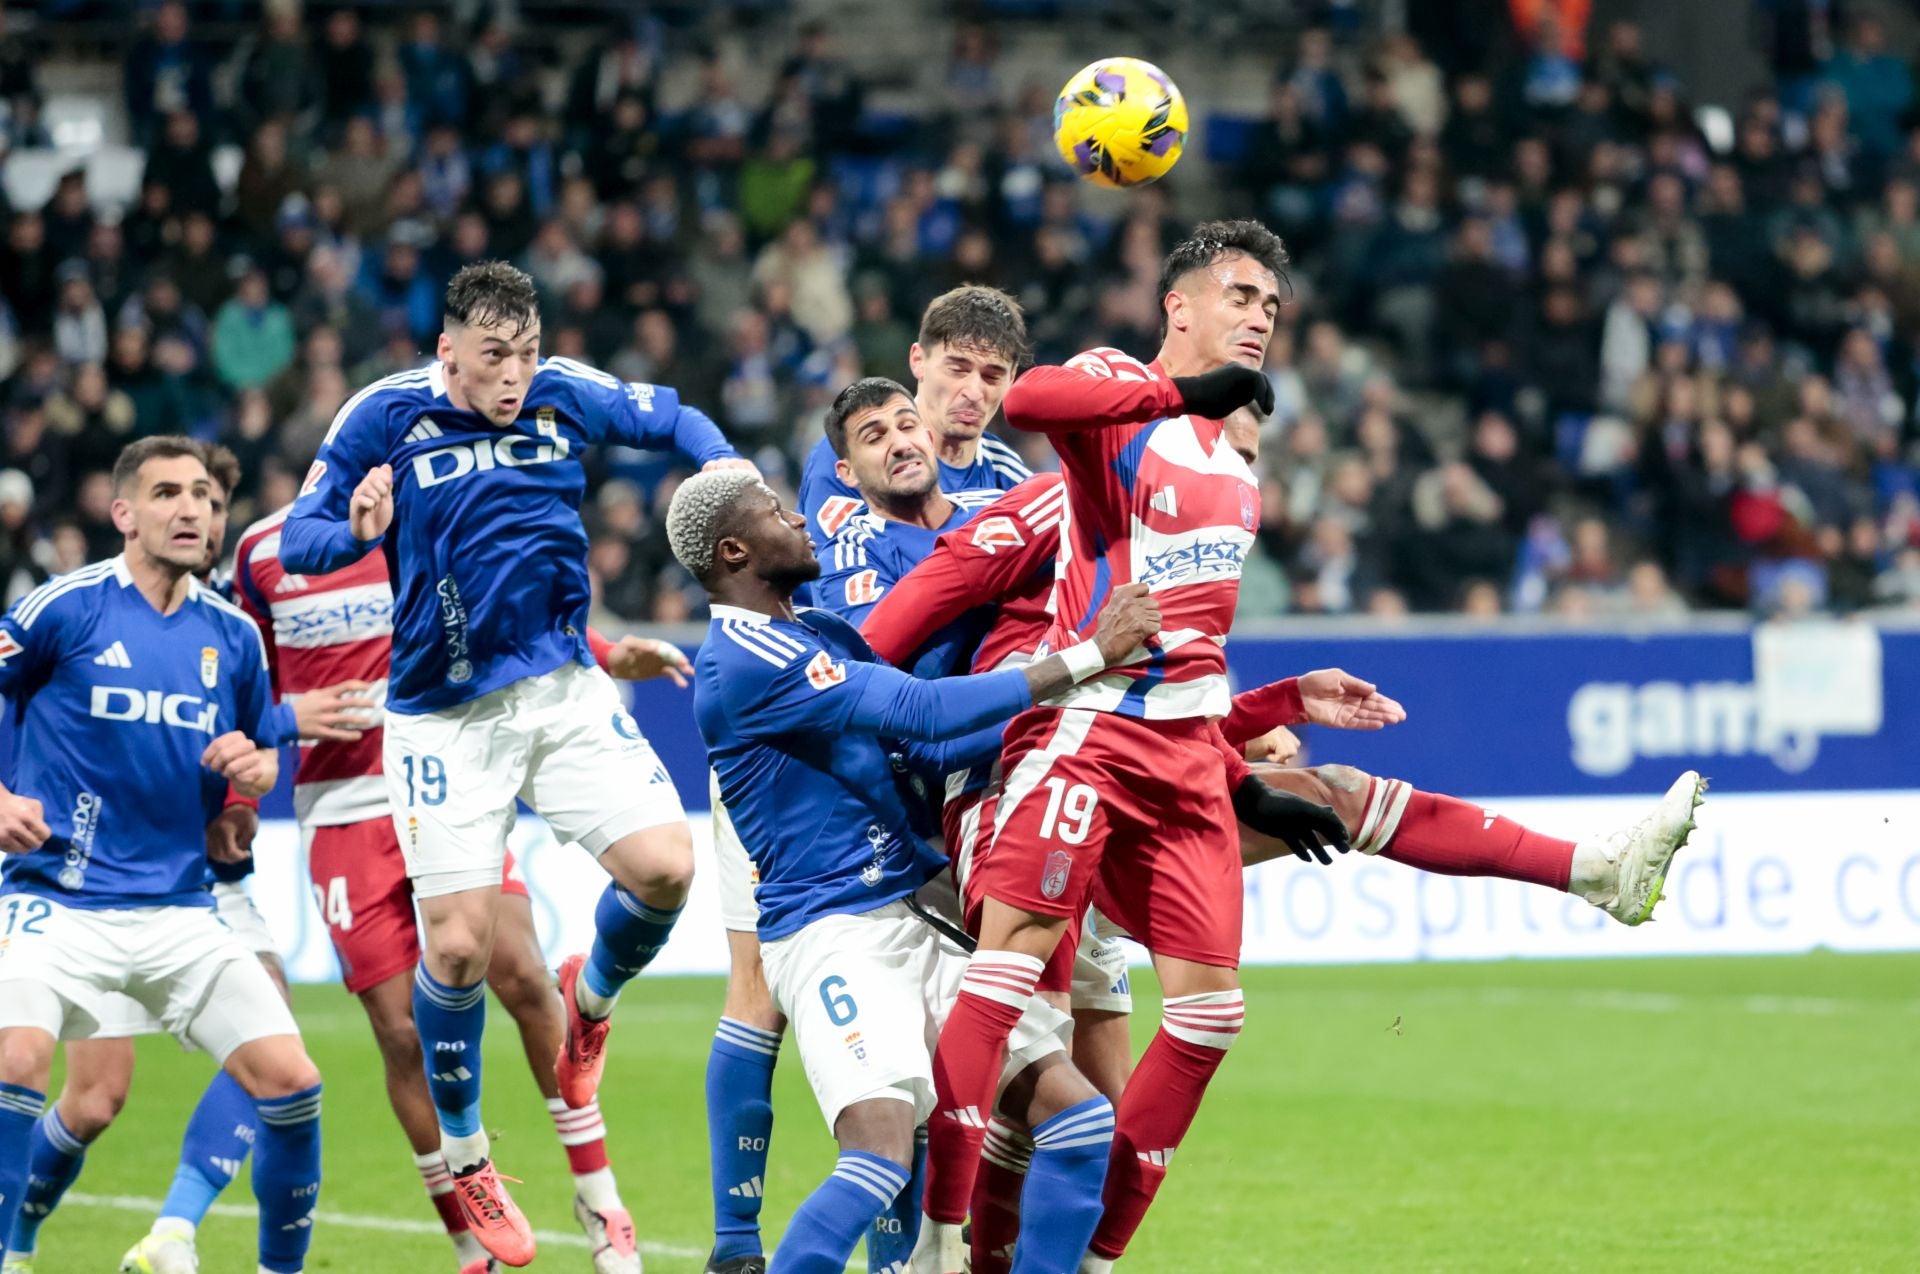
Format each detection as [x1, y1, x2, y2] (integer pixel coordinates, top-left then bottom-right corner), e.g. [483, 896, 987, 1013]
[0, 556, 275, 909]
[280, 358, 738, 715]
[796, 432, 1030, 544]
[693, 604, 1031, 942]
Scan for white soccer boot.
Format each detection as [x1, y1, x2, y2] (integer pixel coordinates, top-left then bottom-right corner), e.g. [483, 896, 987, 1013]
[118, 1220, 199, 1274]
[1571, 771, 1707, 925]
[573, 1193, 642, 1274]
[1, 1251, 33, 1274]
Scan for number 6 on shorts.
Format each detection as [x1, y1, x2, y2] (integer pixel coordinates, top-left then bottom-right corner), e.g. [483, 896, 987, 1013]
[819, 974, 858, 1026]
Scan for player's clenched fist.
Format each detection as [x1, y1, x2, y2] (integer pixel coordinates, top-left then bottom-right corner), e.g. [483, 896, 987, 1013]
[0, 790, 49, 853]
[350, 463, 395, 542]
[1092, 581, 1163, 665]
[206, 802, 260, 864]
[201, 731, 280, 799]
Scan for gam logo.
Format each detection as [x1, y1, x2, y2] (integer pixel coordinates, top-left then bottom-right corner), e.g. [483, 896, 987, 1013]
[1567, 681, 1858, 777]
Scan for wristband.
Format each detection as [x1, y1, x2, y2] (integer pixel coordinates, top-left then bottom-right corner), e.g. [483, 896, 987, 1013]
[1059, 639, 1110, 683]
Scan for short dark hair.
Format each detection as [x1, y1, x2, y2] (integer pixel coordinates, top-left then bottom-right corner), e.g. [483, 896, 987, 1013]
[918, 286, 1030, 369]
[204, 443, 242, 500]
[444, 260, 540, 337]
[112, 435, 208, 495]
[1156, 220, 1292, 332]
[824, 377, 914, 459]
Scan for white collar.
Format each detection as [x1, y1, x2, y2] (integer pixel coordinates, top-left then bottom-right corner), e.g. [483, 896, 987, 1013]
[711, 603, 780, 626]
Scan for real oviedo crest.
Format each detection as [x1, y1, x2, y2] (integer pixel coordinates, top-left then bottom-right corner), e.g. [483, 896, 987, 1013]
[200, 646, 219, 689]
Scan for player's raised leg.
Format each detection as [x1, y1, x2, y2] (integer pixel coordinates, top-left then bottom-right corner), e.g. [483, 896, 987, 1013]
[488, 881, 640, 1273]
[1243, 764, 1708, 925]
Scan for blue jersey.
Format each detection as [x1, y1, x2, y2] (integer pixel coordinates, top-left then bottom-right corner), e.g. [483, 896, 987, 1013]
[281, 358, 737, 714]
[813, 489, 1003, 630]
[0, 557, 275, 909]
[796, 432, 1030, 544]
[694, 604, 1031, 942]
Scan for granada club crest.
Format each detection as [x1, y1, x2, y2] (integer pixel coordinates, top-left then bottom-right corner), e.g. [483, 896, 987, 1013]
[1238, 483, 1257, 530]
[1040, 849, 1073, 900]
[200, 646, 219, 689]
[805, 650, 847, 690]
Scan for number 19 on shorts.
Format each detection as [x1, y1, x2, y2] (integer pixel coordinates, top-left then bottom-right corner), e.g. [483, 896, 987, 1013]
[1039, 777, 1097, 844]
[402, 753, 447, 807]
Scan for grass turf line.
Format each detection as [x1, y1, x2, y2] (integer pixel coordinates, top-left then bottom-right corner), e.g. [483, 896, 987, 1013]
[30, 951, 1919, 1273]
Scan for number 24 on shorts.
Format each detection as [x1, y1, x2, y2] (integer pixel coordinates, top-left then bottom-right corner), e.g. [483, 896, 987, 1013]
[403, 753, 447, 806]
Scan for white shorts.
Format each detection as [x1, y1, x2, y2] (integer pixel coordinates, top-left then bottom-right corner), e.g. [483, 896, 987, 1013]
[711, 772, 760, 934]
[762, 894, 1072, 1132]
[0, 895, 298, 1062]
[1072, 909, 1134, 1014]
[385, 661, 688, 898]
[92, 882, 280, 1039]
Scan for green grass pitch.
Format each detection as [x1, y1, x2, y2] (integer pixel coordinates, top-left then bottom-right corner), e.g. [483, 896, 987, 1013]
[28, 952, 1917, 1273]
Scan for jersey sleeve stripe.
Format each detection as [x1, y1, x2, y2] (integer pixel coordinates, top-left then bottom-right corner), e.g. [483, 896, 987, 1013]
[751, 623, 807, 656]
[722, 621, 799, 668]
[539, 356, 621, 389]
[320, 368, 433, 449]
[13, 563, 115, 627]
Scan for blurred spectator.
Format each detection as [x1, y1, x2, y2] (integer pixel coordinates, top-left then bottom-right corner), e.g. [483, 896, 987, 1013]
[212, 264, 295, 392]
[124, 1, 213, 147]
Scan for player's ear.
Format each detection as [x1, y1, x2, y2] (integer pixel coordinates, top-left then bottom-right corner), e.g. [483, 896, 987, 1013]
[714, 534, 749, 572]
[1164, 289, 1187, 335]
[436, 330, 455, 371]
[110, 496, 135, 536]
[907, 342, 925, 382]
[834, 457, 853, 486]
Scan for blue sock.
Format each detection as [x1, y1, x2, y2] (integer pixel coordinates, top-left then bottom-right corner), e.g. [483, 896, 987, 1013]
[252, 1084, 322, 1274]
[413, 966, 487, 1146]
[706, 1017, 780, 1262]
[9, 1105, 89, 1253]
[583, 885, 684, 1006]
[158, 1070, 258, 1225]
[773, 1150, 911, 1274]
[1010, 1096, 1115, 1274]
[868, 1125, 927, 1273]
[0, 1083, 48, 1260]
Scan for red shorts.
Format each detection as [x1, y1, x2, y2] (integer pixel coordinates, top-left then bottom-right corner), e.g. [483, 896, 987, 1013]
[975, 707, 1242, 968]
[306, 817, 529, 995]
[946, 779, 1083, 997]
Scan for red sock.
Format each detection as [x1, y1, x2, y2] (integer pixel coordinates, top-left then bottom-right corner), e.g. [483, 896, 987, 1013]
[1366, 781, 1574, 890]
[924, 951, 1043, 1225]
[548, 1096, 612, 1174]
[1090, 991, 1243, 1259]
[968, 1118, 1032, 1274]
[416, 1151, 470, 1236]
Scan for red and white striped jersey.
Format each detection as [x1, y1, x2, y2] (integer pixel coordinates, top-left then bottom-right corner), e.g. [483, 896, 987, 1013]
[1001, 347, 1258, 720]
[232, 506, 392, 827]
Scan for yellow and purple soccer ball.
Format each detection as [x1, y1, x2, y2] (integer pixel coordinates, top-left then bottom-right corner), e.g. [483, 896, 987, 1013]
[1052, 57, 1188, 189]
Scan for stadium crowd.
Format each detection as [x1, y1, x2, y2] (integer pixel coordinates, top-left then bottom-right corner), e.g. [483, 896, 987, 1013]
[0, 0, 1918, 623]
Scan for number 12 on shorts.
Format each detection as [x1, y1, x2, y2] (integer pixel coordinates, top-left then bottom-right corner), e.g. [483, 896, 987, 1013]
[1039, 777, 1097, 844]
[403, 753, 447, 806]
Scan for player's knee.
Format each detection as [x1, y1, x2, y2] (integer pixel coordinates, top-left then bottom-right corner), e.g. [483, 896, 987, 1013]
[0, 1027, 54, 1086]
[247, 1053, 323, 1101]
[61, 1081, 128, 1139]
[606, 823, 695, 904]
[1307, 763, 1372, 833]
[1161, 989, 1246, 1054]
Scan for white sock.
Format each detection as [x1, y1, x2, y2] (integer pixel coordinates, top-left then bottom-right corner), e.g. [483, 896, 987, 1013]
[1568, 839, 1616, 904]
[442, 1129, 491, 1175]
[153, 1217, 197, 1240]
[258, 1266, 298, 1274]
[1079, 1257, 1116, 1274]
[574, 1166, 620, 1211]
[574, 978, 619, 1020]
[451, 1230, 487, 1264]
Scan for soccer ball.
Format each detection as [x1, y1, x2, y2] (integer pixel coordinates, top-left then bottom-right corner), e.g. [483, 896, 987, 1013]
[1052, 57, 1188, 189]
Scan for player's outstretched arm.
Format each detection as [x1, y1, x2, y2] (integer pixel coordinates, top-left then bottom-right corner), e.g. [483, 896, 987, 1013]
[569, 360, 754, 471]
[1002, 352, 1274, 432]
[589, 627, 692, 688]
[1296, 667, 1406, 730]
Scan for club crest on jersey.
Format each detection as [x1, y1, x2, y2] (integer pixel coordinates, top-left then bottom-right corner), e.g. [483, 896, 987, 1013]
[536, 406, 558, 438]
[817, 496, 862, 538]
[969, 516, 1025, 554]
[844, 569, 883, 607]
[1040, 850, 1072, 901]
[1239, 484, 1258, 530]
[0, 631, 20, 665]
[200, 646, 219, 688]
[805, 650, 846, 690]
